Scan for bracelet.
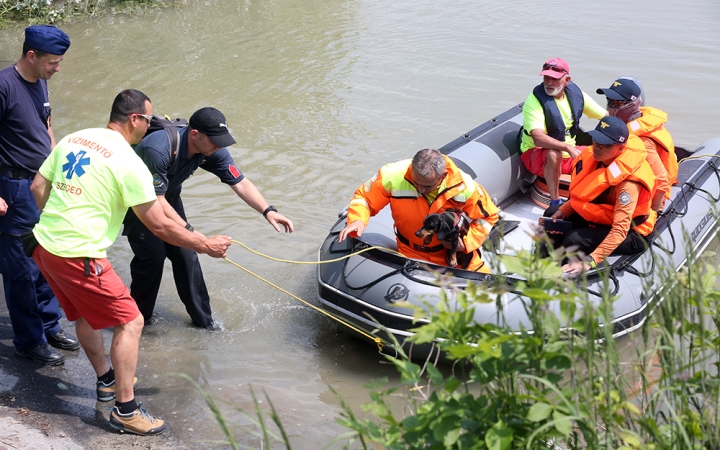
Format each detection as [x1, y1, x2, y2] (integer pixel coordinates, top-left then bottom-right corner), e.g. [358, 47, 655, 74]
[588, 256, 597, 269]
[262, 205, 278, 218]
[185, 223, 194, 232]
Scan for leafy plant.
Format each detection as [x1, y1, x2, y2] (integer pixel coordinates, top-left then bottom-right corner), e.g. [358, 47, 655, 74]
[0, 0, 164, 26]
[334, 235, 720, 449]
[190, 231, 720, 449]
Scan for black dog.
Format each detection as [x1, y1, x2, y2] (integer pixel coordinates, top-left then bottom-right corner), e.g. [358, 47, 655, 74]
[415, 210, 469, 268]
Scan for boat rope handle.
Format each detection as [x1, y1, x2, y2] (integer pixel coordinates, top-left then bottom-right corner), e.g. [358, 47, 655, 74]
[223, 239, 400, 353]
[678, 153, 720, 164]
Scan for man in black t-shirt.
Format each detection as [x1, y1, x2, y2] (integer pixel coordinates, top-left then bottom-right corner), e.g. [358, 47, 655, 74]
[125, 107, 293, 328]
[0, 25, 79, 365]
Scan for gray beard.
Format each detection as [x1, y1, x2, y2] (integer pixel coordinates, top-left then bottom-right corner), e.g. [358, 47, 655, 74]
[544, 85, 563, 97]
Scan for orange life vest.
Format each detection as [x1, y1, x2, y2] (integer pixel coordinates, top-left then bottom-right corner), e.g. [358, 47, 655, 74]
[627, 106, 677, 193]
[569, 135, 657, 236]
[347, 156, 499, 272]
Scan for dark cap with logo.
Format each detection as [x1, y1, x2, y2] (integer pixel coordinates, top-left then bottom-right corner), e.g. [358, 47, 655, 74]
[189, 107, 236, 148]
[587, 116, 629, 145]
[24, 25, 71, 55]
[596, 78, 641, 101]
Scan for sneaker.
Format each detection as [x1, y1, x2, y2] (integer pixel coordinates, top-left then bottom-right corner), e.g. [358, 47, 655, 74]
[544, 199, 565, 217]
[109, 403, 166, 436]
[97, 377, 139, 402]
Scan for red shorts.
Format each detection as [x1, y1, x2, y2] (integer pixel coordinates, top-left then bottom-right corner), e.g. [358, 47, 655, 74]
[520, 147, 575, 177]
[33, 245, 140, 330]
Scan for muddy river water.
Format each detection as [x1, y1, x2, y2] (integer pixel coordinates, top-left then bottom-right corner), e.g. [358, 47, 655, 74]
[1, 0, 719, 447]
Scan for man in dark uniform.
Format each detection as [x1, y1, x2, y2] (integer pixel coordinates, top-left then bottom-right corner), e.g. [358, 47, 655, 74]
[0, 25, 79, 365]
[124, 107, 293, 328]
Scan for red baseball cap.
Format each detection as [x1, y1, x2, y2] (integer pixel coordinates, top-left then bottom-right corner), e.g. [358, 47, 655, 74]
[539, 58, 570, 79]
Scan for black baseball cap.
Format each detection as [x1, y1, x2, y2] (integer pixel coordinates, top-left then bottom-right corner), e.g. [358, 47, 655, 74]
[596, 78, 641, 101]
[587, 116, 629, 145]
[189, 107, 236, 148]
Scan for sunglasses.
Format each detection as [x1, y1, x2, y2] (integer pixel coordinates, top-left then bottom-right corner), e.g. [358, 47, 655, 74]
[130, 113, 153, 124]
[607, 99, 633, 109]
[594, 142, 619, 150]
[542, 63, 567, 74]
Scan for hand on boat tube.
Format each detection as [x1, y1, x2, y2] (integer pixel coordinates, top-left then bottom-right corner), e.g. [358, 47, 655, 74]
[562, 260, 591, 275]
[337, 220, 365, 243]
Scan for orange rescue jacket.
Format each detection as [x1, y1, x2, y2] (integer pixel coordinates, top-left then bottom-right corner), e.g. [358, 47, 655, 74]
[628, 106, 677, 194]
[347, 156, 499, 272]
[569, 135, 657, 236]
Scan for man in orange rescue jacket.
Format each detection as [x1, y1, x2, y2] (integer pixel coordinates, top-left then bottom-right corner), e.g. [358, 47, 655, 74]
[597, 77, 677, 212]
[337, 148, 499, 273]
[546, 116, 656, 275]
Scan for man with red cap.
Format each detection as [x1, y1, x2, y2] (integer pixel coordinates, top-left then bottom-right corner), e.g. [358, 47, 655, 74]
[520, 58, 607, 212]
[0, 25, 78, 366]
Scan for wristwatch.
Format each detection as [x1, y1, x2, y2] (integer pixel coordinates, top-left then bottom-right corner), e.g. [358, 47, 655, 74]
[588, 256, 597, 269]
[263, 205, 278, 218]
[185, 223, 194, 232]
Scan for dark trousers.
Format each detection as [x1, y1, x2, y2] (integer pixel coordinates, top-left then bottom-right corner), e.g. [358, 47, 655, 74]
[0, 176, 61, 349]
[545, 213, 648, 260]
[125, 195, 213, 328]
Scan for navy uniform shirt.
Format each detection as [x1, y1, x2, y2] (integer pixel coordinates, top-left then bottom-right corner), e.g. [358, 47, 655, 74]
[134, 127, 244, 201]
[0, 65, 52, 171]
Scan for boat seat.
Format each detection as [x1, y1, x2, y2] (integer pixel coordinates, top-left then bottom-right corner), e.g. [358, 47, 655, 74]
[530, 174, 571, 208]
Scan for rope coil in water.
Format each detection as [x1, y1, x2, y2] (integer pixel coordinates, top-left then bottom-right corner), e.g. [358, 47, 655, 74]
[224, 239, 404, 353]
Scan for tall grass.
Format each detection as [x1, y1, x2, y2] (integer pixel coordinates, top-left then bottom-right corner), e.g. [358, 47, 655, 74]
[190, 233, 720, 449]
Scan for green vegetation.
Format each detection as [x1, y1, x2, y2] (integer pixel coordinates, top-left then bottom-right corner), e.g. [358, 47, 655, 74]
[193, 233, 720, 449]
[0, 0, 165, 26]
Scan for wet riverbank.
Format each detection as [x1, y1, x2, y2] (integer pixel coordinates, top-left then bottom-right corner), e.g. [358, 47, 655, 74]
[0, 286, 188, 449]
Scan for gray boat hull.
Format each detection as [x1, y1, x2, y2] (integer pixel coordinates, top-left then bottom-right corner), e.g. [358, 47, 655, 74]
[317, 104, 720, 360]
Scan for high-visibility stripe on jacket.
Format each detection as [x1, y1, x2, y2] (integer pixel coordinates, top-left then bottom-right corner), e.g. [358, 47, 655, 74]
[347, 156, 499, 272]
[569, 134, 657, 236]
[627, 106, 677, 195]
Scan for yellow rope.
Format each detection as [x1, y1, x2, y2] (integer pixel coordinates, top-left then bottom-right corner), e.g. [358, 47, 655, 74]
[678, 153, 720, 164]
[229, 238, 405, 263]
[224, 239, 399, 352]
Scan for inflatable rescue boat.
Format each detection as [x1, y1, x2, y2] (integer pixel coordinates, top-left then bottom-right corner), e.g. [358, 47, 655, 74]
[316, 102, 720, 359]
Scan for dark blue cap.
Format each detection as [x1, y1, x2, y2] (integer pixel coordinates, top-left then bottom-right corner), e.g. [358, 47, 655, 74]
[587, 116, 629, 145]
[24, 25, 70, 55]
[596, 78, 641, 101]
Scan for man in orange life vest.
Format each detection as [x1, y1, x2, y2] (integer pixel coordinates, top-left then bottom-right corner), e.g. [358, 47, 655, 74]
[546, 116, 656, 275]
[597, 78, 677, 212]
[337, 148, 499, 273]
[519, 57, 607, 212]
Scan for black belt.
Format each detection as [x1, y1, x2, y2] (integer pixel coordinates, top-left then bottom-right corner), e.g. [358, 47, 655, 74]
[396, 230, 445, 253]
[0, 166, 34, 180]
